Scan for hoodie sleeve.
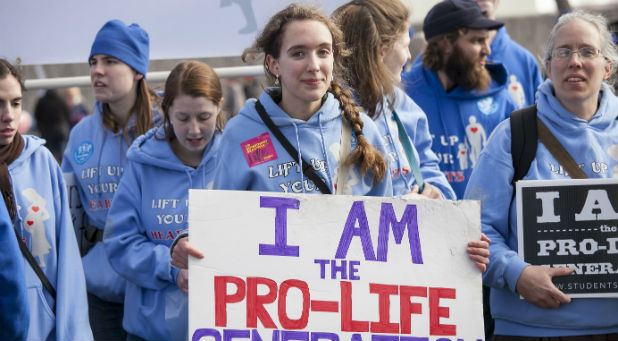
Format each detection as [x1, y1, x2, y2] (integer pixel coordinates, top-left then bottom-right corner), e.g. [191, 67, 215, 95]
[405, 102, 456, 200]
[463, 120, 529, 293]
[361, 115, 393, 197]
[103, 162, 178, 290]
[213, 135, 252, 190]
[0, 196, 29, 340]
[50, 158, 93, 340]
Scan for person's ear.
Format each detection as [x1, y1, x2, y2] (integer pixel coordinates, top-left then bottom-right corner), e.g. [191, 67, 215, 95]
[603, 58, 613, 80]
[265, 54, 279, 78]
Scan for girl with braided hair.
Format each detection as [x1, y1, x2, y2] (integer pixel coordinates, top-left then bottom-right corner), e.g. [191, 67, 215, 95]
[213, 4, 391, 195]
[333, 0, 490, 273]
[333, 0, 454, 200]
[170, 4, 392, 269]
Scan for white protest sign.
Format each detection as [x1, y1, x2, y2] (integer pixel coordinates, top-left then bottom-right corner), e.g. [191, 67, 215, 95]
[188, 190, 484, 341]
[516, 178, 618, 298]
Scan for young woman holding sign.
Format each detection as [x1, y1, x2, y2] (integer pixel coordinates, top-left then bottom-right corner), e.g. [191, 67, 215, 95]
[170, 4, 391, 268]
[215, 4, 391, 196]
[465, 10, 618, 339]
[332, 0, 454, 200]
[61, 19, 160, 340]
[103, 60, 223, 341]
[172, 3, 489, 274]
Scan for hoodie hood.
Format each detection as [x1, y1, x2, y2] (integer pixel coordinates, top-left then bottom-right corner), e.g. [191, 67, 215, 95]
[402, 57, 517, 198]
[9, 135, 45, 172]
[239, 88, 342, 128]
[537, 79, 618, 133]
[127, 125, 221, 172]
[214, 88, 392, 197]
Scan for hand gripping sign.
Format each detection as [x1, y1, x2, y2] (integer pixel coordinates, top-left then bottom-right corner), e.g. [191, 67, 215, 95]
[188, 190, 484, 341]
[516, 178, 618, 297]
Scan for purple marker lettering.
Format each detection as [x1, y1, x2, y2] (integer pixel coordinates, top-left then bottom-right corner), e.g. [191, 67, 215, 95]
[349, 260, 361, 280]
[281, 331, 309, 341]
[259, 196, 300, 257]
[192, 329, 221, 341]
[314, 259, 329, 279]
[331, 260, 347, 279]
[311, 333, 339, 341]
[377, 203, 423, 264]
[335, 201, 377, 261]
[371, 335, 399, 341]
[224, 329, 251, 341]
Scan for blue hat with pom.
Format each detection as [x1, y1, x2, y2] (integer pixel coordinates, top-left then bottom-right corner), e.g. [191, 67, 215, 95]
[89, 19, 150, 77]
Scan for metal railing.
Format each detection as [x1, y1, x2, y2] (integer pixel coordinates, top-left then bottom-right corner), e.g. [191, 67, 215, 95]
[24, 65, 264, 90]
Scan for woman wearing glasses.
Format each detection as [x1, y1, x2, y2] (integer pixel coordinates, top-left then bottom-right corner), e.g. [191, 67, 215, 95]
[464, 10, 618, 340]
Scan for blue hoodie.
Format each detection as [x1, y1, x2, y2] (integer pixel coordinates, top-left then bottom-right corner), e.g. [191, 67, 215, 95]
[0, 196, 29, 340]
[464, 80, 618, 336]
[62, 102, 159, 302]
[13, 135, 92, 340]
[374, 87, 455, 199]
[402, 61, 518, 198]
[103, 126, 221, 340]
[489, 27, 543, 109]
[214, 89, 392, 196]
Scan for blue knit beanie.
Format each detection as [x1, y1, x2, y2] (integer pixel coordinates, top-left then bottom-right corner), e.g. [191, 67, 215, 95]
[89, 19, 150, 77]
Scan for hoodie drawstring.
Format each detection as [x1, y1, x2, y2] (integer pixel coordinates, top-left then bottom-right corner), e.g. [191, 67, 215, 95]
[317, 113, 334, 191]
[292, 122, 306, 193]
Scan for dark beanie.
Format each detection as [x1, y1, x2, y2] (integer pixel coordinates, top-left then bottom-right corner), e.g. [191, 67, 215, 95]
[89, 19, 150, 77]
[423, 0, 504, 40]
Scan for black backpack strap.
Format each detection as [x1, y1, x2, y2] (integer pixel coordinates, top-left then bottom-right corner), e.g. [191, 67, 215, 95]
[255, 100, 332, 194]
[510, 105, 538, 185]
[14, 228, 57, 302]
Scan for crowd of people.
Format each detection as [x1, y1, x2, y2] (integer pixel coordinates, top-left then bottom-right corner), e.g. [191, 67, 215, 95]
[1, 0, 617, 340]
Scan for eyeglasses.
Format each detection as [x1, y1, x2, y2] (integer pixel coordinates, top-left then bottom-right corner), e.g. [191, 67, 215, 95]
[551, 47, 602, 60]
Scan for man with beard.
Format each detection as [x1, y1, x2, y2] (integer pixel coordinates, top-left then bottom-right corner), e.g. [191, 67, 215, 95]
[474, 0, 542, 108]
[402, 0, 517, 198]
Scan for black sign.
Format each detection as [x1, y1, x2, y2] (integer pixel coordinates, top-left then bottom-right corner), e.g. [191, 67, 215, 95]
[517, 179, 618, 297]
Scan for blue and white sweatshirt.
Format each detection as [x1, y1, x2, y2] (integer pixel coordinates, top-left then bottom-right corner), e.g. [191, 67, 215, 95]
[13, 135, 92, 340]
[374, 87, 455, 199]
[489, 27, 543, 109]
[464, 80, 618, 336]
[402, 61, 518, 198]
[103, 126, 221, 340]
[61, 102, 158, 302]
[0, 196, 29, 340]
[214, 89, 392, 196]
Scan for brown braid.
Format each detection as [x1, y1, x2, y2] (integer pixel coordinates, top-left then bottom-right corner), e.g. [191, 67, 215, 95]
[329, 79, 386, 184]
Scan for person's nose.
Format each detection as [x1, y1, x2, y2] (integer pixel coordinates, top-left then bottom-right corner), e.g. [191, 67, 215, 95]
[306, 52, 320, 72]
[482, 40, 491, 56]
[189, 119, 200, 135]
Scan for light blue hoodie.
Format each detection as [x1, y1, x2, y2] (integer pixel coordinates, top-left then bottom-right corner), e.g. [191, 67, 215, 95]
[0, 195, 29, 340]
[374, 87, 455, 199]
[62, 102, 159, 302]
[464, 80, 618, 336]
[13, 135, 92, 340]
[214, 89, 392, 196]
[402, 61, 518, 198]
[488, 27, 543, 108]
[103, 126, 221, 340]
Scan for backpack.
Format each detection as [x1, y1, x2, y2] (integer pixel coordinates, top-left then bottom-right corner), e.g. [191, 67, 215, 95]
[510, 105, 538, 185]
